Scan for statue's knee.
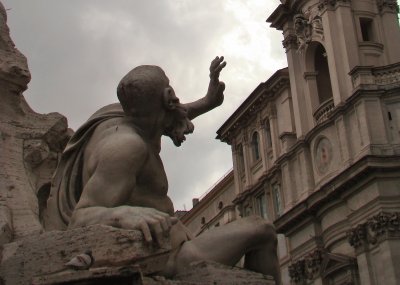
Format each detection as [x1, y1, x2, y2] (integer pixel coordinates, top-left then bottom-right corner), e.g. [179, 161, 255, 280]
[252, 218, 277, 244]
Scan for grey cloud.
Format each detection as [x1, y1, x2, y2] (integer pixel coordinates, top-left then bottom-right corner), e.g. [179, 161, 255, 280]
[3, 0, 285, 210]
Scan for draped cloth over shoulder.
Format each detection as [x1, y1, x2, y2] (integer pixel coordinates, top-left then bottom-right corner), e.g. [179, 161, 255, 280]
[44, 103, 125, 230]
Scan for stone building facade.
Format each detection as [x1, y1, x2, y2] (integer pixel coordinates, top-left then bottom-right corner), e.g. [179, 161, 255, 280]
[184, 0, 400, 284]
[181, 170, 236, 236]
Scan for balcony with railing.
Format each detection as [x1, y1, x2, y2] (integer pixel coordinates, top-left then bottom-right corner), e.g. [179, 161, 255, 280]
[313, 98, 334, 124]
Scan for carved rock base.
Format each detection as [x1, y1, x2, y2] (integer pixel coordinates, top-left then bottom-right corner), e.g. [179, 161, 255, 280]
[0, 224, 171, 285]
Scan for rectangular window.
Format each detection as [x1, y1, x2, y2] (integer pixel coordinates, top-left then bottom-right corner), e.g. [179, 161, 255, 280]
[265, 120, 273, 148]
[272, 183, 283, 217]
[251, 132, 261, 161]
[360, 18, 374, 41]
[237, 144, 245, 175]
[256, 193, 268, 219]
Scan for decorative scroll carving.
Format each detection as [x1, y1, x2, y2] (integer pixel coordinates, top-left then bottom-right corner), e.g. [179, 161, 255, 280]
[376, 0, 399, 13]
[347, 212, 400, 249]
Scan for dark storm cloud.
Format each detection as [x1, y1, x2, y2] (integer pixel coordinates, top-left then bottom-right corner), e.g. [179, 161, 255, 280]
[3, 0, 285, 210]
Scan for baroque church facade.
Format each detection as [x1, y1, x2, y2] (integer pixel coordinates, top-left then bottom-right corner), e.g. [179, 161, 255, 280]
[181, 0, 400, 284]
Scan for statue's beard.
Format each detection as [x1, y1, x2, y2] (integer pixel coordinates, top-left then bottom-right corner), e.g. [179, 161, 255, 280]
[164, 106, 194, 147]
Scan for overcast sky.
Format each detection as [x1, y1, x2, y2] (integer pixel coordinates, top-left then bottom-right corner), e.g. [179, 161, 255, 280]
[3, 0, 287, 211]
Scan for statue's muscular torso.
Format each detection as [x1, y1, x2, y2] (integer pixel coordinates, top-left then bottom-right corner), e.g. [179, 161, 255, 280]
[80, 117, 175, 215]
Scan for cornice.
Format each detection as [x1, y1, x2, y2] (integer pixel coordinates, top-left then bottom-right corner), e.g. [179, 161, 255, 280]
[274, 155, 400, 233]
[217, 68, 289, 144]
[267, 0, 315, 31]
[267, 4, 291, 31]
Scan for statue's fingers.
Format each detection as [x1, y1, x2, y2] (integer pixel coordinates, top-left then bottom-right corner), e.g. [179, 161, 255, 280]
[152, 214, 171, 232]
[210, 56, 224, 72]
[149, 220, 164, 246]
[139, 221, 152, 243]
[210, 56, 220, 71]
[160, 219, 170, 233]
[215, 61, 227, 75]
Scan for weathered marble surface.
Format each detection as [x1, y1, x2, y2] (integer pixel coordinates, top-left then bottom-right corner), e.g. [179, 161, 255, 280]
[1, 224, 171, 285]
[0, 1, 72, 242]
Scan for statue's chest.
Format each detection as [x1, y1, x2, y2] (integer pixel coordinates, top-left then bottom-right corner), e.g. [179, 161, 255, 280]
[136, 152, 168, 194]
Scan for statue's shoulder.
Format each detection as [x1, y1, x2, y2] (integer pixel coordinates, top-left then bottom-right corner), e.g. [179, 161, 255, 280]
[90, 122, 148, 160]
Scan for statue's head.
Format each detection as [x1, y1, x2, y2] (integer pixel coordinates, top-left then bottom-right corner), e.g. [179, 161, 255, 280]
[117, 65, 194, 146]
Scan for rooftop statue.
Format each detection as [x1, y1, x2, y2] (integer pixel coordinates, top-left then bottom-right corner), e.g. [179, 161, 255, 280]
[44, 56, 281, 284]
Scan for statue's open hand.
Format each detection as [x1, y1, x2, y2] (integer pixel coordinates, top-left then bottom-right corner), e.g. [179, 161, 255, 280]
[118, 207, 178, 246]
[207, 56, 226, 107]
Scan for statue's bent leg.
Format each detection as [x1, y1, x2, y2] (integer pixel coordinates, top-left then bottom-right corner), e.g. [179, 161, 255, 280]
[171, 216, 281, 284]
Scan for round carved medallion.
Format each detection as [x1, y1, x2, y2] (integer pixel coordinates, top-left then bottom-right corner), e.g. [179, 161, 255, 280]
[315, 137, 332, 174]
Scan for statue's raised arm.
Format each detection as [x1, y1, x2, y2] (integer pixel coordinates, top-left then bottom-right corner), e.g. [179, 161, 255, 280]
[184, 56, 226, 120]
[44, 56, 281, 284]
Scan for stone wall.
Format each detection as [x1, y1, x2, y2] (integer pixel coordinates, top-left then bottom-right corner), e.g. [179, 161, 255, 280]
[0, 1, 72, 243]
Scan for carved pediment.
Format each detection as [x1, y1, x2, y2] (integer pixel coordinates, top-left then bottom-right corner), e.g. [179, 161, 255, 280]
[320, 252, 357, 279]
[289, 249, 358, 283]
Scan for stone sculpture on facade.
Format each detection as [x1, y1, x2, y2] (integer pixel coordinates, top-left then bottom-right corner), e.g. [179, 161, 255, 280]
[293, 6, 324, 53]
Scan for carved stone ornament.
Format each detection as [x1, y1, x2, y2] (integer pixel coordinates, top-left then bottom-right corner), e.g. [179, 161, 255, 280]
[376, 0, 399, 13]
[289, 249, 322, 283]
[293, 8, 324, 53]
[289, 249, 357, 284]
[347, 212, 400, 249]
[282, 34, 298, 52]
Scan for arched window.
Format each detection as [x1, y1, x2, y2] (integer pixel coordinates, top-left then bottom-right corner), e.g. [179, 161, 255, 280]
[314, 43, 333, 104]
[251, 132, 260, 161]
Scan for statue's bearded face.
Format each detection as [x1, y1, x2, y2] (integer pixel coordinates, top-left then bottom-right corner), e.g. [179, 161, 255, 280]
[163, 90, 194, 147]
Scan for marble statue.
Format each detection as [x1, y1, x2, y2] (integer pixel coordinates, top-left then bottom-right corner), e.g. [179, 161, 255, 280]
[44, 57, 281, 284]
